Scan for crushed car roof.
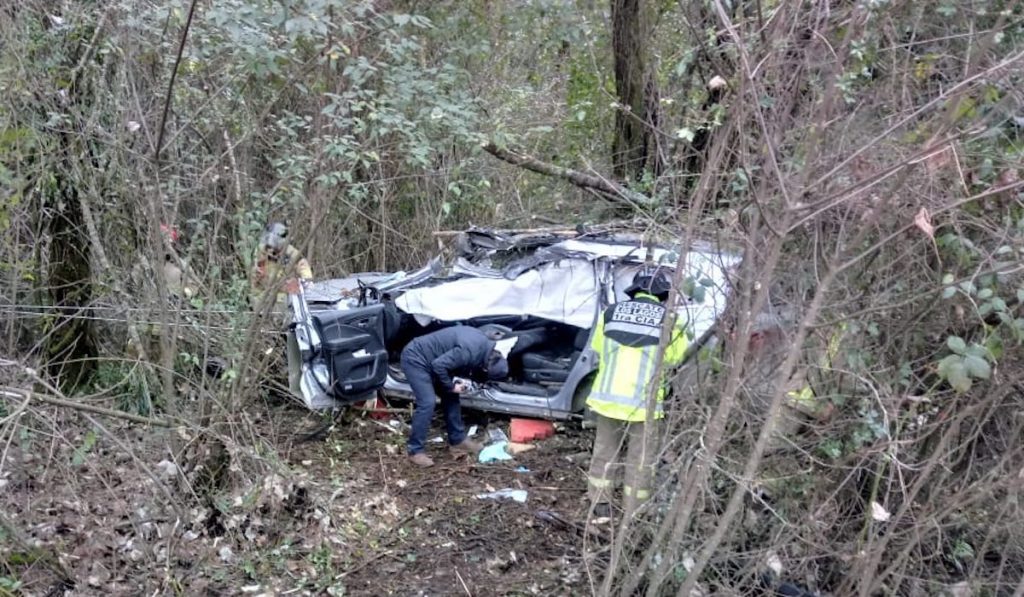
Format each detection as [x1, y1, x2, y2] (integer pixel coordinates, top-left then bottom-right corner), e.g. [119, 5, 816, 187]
[305, 226, 741, 335]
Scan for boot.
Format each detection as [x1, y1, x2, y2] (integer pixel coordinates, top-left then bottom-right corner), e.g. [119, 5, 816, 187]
[409, 453, 435, 467]
[450, 438, 483, 455]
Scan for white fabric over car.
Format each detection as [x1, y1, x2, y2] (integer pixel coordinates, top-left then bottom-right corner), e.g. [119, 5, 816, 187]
[394, 247, 739, 339]
[397, 259, 600, 329]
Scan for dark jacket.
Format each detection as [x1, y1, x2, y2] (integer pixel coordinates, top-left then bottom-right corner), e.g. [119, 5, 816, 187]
[402, 326, 495, 392]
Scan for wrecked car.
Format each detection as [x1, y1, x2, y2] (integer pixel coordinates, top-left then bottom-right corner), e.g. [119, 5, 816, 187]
[287, 228, 741, 420]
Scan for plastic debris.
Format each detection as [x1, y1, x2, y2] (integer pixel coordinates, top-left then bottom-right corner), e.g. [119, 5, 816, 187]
[478, 441, 513, 463]
[474, 488, 527, 503]
[487, 427, 509, 444]
[507, 442, 536, 455]
[429, 436, 444, 444]
[467, 425, 478, 437]
[514, 466, 530, 473]
[510, 418, 555, 442]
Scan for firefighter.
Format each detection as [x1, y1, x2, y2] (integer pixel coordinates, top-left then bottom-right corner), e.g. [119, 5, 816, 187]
[127, 223, 199, 360]
[586, 267, 689, 518]
[250, 221, 313, 316]
[401, 325, 509, 467]
[250, 222, 313, 397]
[159, 223, 198, 301]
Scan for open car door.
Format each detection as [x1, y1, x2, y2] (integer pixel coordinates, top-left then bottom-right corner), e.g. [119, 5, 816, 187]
[289, 286, 388, 410]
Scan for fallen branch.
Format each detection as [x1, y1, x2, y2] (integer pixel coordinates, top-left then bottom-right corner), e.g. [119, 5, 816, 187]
[433, 227, 579, 237]
[351, 405, 412, 415]
[480, 142, 656, 207]
[367, 418, 404, 435]
[0, 386, 171, 427]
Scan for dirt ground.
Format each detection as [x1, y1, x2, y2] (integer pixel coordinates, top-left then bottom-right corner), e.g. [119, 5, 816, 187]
[0, 399, 598, 596]
[289, 408, 596, 596]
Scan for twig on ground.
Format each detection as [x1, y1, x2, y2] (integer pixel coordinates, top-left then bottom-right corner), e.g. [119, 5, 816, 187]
[455, 568, 473, 596]
[378, 447, 389, 492]
[369, 418, 403, 435]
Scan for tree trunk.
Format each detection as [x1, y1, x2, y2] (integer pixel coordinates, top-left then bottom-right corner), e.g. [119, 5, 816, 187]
[39, 9, 106, 392]
[44, 177, 96, 391]
[611, 0, 661, 182]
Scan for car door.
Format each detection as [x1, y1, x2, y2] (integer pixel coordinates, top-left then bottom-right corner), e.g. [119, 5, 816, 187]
[290, 287, 389, 407]
[311, 305, 389, 400]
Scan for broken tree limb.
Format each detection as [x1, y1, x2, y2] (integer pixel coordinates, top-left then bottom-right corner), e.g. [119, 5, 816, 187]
[433, 227, 578, 237]
[0, 386, 172, 427]
[480, 142, 656, 207]
[432, 219, 637, 237]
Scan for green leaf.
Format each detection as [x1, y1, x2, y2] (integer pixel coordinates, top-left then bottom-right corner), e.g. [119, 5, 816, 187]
[965, 343, 988, 358]
[986, 334, 1005, 360]
[946, 361, 972, 393]
[951, 539, 975, 561]
[941, 286, 956, 299]
[936, 354, 958, 378]
[977, 288, 993, 300]
[941, 273, 955, 284]
[963, 354, 991, 380]
[819, 439, 843, 460]
[946, 336, 967, 354]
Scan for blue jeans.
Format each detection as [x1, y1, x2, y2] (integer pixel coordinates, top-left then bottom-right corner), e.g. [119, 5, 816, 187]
[401, 353, 467, 455]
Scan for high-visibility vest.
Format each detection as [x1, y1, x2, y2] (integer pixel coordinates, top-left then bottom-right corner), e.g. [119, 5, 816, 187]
[586, 294, 689, 422]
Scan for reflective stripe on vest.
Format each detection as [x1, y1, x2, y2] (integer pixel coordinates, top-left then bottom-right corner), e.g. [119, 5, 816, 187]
[587, 298, 682, 422]
[587, 343, 664, 420]
[622, 486, 651, 500]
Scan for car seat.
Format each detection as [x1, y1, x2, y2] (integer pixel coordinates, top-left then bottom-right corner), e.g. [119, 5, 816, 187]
[519, 327, 589, 384]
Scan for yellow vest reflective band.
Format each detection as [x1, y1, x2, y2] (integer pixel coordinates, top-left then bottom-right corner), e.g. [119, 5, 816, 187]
[586, 296, 689, 422]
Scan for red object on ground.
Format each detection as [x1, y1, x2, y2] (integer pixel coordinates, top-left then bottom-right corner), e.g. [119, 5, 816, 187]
[357, 396, 390, 420]
[510, 418, 555, 443]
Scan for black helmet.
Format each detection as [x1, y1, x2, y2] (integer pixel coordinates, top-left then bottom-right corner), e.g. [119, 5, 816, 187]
[625, 267, 671, 301]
